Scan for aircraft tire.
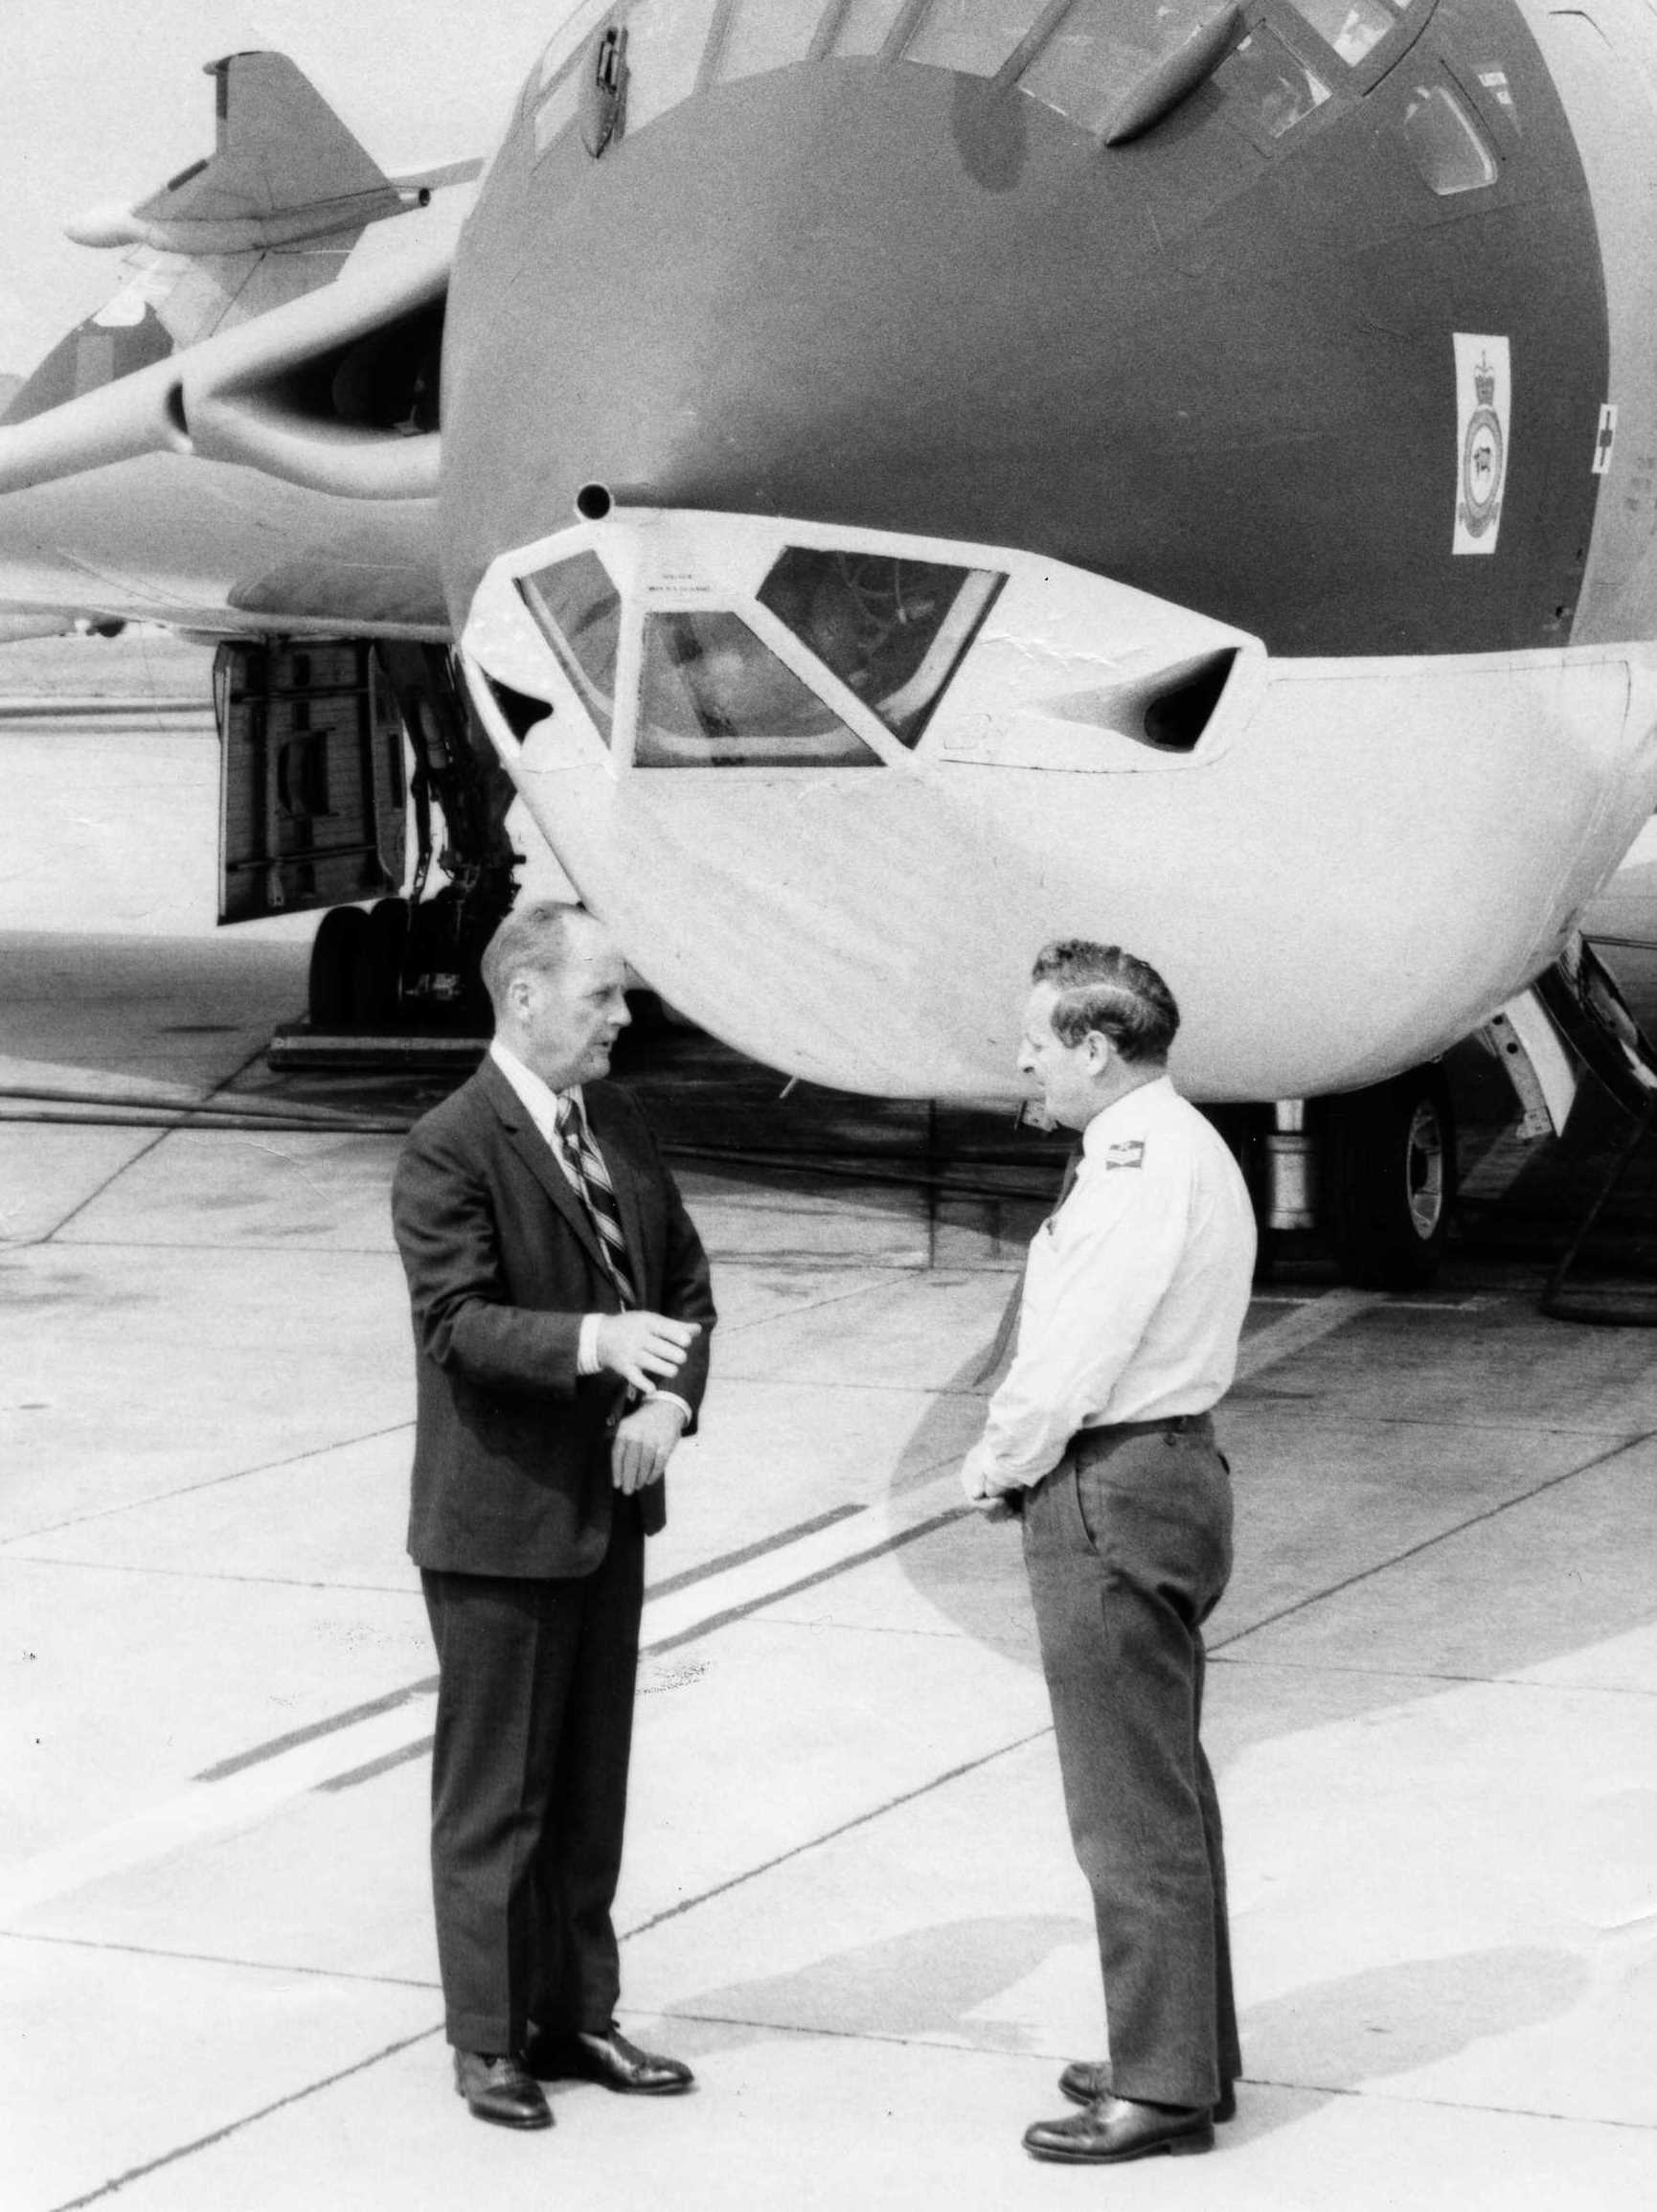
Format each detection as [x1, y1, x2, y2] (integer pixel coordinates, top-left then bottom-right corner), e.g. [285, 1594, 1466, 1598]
[307, 904, 370, 1033]
[354, 897, 410, 1029]
[1320, 1065, 1456, 1290]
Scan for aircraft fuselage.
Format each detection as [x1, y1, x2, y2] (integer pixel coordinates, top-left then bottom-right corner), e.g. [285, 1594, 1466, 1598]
[443, 0, 1657, 1100]
[7, 1, 1657, 1114]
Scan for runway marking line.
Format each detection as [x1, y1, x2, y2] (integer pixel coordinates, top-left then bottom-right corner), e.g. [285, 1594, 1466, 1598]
[199, 1502, 867, 1785]
[1, 1288, 1381, 1922]
[318, 1499, 968, 1791]
[0, 1495, 960, 1920]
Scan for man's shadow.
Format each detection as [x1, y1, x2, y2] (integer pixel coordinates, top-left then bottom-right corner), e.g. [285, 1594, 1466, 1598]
[658, 1925, 1588, 2134]
[1231, 1944, 1590, 2129]
[659, 1913, 1085, 2055]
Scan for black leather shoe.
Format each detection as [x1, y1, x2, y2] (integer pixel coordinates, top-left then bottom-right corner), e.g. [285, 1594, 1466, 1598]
[1058, 2060, 1237, 2123]
[452, 2049, 553, 2130]
[1024, 2095, 1214, 2164]
[527, 2022, 693, 2095]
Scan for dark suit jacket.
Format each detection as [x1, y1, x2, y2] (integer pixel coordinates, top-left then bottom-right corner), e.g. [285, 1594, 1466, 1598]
[391, 1056, 715, 1578]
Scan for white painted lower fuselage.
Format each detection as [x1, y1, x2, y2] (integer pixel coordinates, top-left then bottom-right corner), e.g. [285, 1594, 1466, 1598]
[464, 508, 1657, 1103]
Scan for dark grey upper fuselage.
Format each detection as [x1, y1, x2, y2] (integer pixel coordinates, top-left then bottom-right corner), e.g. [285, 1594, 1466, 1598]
[442, 0, 1611, 657]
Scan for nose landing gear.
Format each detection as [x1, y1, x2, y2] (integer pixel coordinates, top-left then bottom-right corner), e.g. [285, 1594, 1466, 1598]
[306, 892, 426, 1032]
[279, 640, 518, 1060]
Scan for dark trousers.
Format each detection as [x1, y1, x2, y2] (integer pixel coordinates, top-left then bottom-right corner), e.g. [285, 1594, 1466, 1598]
[1022, 1417, 1239, 2109]
[420, 1504, 645, 2054]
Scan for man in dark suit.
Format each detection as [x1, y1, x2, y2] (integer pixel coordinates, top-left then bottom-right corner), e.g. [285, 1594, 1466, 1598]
[392, 900, 715, 2132]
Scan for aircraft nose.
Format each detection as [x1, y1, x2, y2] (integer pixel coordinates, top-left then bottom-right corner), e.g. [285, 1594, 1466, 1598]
[440, 18, 1604, 659]
[441, 60, 1167, 621]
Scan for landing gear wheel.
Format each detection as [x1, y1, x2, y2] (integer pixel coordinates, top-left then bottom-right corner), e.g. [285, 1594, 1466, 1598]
[1320, 1064, 1456, 1289]
[307, 905, 370, 1033]
[353, 897, 409, 1029]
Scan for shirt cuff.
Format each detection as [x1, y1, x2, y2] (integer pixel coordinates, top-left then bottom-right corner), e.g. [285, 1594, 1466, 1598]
[578, 1313, 603, 1375]
[961, 1444, 1000, 1501]
[963, 1439, 1044, 1499]
[648, 1392, 692, 1425]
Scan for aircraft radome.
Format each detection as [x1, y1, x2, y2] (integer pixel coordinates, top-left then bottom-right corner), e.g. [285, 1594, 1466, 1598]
[5, 0, 1657, 1288]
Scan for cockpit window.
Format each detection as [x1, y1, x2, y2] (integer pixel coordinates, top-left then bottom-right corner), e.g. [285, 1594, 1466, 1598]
[619, 0, 722, 135]
[707, 0, 823, 86]
[827, 0, 912, 58]
[1017, 0, 1226, 134]
[900, 0, 1054, 79]
[534, 0, 1421, 163]
[1282, 1, 1395, 67]
[532, 62, 582, 157]
[532, 0, 1431, 167]
[759, 549, 1003, 750]
[1400, 80, 1497, 194]
[520, 552, 623, 745]
[1214, 26, 1331, 142]
[635, 609, 884, 766]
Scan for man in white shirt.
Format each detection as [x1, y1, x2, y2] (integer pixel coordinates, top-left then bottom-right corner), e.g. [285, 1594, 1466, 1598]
[961, 940, 1257, 2165]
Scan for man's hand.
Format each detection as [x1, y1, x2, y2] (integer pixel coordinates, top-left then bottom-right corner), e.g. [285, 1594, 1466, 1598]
[595, 1311, 701, 1392]
[611, 1395, 688, 1494]
[960, 1444, 1020, 1521]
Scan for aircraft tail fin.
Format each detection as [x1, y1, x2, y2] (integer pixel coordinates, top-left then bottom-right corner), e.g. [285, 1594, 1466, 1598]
[136, 51, 399, 230]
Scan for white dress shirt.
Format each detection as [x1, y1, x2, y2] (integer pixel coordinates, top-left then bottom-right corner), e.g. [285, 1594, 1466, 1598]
[963, 1075, 1256, 1497]
[489, 1040, 689, 1420]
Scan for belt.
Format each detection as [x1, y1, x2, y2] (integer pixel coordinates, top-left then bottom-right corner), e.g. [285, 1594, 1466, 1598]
[1070, 1411, 1214, 1459]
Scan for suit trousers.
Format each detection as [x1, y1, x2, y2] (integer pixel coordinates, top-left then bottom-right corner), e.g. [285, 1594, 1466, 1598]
[421, 1499, 645, 2054]
[1021, 1417, 1239, 2109]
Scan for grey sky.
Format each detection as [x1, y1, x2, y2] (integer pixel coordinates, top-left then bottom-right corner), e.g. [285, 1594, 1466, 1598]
[0, 2, 581, 372]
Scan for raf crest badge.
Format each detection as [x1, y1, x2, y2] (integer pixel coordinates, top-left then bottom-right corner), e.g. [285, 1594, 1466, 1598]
[1453, 334, 1510, 556]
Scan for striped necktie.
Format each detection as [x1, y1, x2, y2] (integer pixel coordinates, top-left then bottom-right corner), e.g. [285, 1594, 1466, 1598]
[555, 1094, 636, 1308]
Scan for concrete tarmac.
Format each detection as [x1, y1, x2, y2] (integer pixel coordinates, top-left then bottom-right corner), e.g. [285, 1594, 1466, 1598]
[3, 650, 1657, 2209]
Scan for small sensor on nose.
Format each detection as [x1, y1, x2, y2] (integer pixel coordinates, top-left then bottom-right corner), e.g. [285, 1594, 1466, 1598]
[575, 482, 613, 521]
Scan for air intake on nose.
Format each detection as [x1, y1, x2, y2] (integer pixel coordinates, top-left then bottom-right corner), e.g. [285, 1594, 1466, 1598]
[485, 672, 554, 742]
[1141, 650, 1237, 750]
[575, 481, 613, 520]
